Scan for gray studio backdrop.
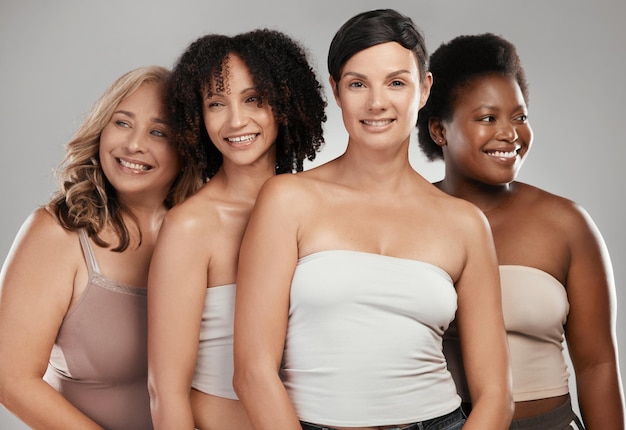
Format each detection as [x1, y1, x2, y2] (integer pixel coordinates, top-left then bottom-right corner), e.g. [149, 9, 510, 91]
[1, 0, 624, 427]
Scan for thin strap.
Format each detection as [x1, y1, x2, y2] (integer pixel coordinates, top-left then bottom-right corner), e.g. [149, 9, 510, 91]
[77, 229, 100, 274]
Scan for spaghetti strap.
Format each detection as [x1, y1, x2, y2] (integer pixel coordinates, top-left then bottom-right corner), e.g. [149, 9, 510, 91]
[77, 229, 100, 274]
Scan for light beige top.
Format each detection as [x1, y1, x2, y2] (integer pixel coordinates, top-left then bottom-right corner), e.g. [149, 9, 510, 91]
[444, 265, 570, 403]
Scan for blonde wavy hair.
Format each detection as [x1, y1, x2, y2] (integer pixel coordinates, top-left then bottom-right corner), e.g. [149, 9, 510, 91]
[47, 65, 202, 251]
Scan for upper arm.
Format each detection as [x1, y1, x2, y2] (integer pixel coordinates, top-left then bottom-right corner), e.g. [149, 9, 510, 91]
[234, 177, 302, 373]
[0, 209, 77, 380]
[562, 204, 618, 369]
[454, 206, 511, 400]
[147, 206, 210, 391]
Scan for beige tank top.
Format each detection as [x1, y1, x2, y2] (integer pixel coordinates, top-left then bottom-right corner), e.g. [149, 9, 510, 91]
[43, 229, 153, 429]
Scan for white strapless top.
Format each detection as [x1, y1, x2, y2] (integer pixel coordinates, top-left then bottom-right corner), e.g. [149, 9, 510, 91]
[284, 250, 460, 426]
[191, 283, 238, 399]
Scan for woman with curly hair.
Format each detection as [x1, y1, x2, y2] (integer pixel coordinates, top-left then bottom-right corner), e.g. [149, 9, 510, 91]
[418, 33, 624, 429]
[0, 65, 196, 429]
[233, 9, 512, 430]
[147, 30, 326, 429]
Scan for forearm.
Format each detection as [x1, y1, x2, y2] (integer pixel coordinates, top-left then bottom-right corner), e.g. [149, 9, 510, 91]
[0, 376, 103, 430]
[234, 369, 301, 430]
[149, 389, 195, 430]
[464, 386, 513, 430]
[576, 361, 625, 429]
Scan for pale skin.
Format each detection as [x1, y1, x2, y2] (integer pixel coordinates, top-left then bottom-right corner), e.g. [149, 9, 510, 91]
[429, 74, 625, 427]
[147, 54, 277, 430]
[234, 42, 513, 430]
[0, 82, 180, 429]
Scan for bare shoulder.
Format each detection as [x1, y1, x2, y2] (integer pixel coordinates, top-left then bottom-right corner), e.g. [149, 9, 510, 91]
[14, 207, 78, 250]
[255, 172, 320, 211]
[160, 184, 224, 238]
[517, 182, 594, 231]
[431, 187, 490, 231]
[1, 207, 80, 298]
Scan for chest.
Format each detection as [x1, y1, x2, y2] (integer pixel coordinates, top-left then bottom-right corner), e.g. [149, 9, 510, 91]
[291, 251, 458, 334]
[488, 212, 570, 283]
[300, 198, 458, 264]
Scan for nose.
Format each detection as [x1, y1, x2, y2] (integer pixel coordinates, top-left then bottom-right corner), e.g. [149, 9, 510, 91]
[498, 121, 519, 143]
[125, 129, 148, 153]
[228, 102, 249, 129]
[367, 86, 387, 111]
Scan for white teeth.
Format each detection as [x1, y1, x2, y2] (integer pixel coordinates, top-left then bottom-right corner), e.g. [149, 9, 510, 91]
[363, 119, 392, 126]
[488, 150, 517, 159]
[227, 134, 256, 143]
[119, 159, 150, 171]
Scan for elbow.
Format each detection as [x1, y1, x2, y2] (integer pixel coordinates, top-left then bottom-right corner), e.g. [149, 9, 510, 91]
[232, 361, 267, 402]
[505, 392, 515, 421]
[0, 380, 11, 411]
[498, 382, 515, 423]
[147, 371, 167, 415]
[232, 367, 248, 400]
[0, 367, 15, 407]
[0, 371, 25, 414]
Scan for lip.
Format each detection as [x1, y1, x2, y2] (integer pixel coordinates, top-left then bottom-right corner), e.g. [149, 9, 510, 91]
[483, 148, 521, 166]
[117, 157, 153, 173]
[361, 118, 396, 128]
[225, 133, 258, 148]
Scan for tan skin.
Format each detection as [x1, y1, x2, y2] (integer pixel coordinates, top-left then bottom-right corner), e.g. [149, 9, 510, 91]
[234, 42, 513, 430]
[429, 74, 625, 427]
[147, 54, 278, 430]
[0, 82, 180, 429]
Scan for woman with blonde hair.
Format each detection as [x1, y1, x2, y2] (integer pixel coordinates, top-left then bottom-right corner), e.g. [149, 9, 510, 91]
[0, 65, 198, 429]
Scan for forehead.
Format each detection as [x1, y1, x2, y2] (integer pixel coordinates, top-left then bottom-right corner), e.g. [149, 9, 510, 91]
[118, 82, 163, 109]
[342, 42, 419, 76]
[455, 74, 526, 105]
[206, 54, 255, 94]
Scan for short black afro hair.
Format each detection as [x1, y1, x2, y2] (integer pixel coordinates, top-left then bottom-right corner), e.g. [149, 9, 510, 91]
[417, 33, 529, 161]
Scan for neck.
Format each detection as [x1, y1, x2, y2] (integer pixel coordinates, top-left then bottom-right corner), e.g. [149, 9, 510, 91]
[336, 137, 415, 191]
[438, 177, 515, 213]
[215, 159, 276, 204]
[115, 195, 169, 243]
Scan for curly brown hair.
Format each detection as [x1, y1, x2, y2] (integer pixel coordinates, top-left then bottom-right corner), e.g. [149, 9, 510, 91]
[167, 29, 327, 181]
[47, 66, 201, 252]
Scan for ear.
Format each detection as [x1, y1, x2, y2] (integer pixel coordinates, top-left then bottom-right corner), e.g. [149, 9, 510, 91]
[428, 117, 447, 148]
[329, 76, 341, 108]
[418, 71, 433, 109]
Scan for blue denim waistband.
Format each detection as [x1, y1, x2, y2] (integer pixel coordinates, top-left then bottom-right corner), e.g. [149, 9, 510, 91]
[300, 406, 465, 430]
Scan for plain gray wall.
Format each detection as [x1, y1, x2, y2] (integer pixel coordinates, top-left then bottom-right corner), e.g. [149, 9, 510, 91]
[1, 0, 624, 427]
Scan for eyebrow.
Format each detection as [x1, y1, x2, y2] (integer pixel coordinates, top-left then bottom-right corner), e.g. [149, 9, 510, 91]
[113, 110, 168, 125]
[473, 104, 527, 112]
[342, 70, 412, 80]
[206, 86, 258, 98]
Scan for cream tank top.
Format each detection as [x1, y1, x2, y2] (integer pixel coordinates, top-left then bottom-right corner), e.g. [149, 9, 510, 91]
[284, 250, 461, 427]
[444, 265, 570, 402]
[191, 283, 238, 399]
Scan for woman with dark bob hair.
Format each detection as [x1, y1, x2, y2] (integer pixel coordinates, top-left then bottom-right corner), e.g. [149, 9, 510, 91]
[418, 33, 624, 429]
[234, 9, 512, 430]
[147, 29, 326, 429]
[0, 65, 195, 429]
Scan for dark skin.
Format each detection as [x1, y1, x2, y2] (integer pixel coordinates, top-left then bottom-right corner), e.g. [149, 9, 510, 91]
[429, 74, 624, 427]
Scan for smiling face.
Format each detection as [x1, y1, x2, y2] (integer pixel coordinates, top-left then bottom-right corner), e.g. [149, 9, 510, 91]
[440, 74, 533, 186]
[202, 54, 278, 169]
[330, 41, 432, 152]
[99, 82, 180, 202]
